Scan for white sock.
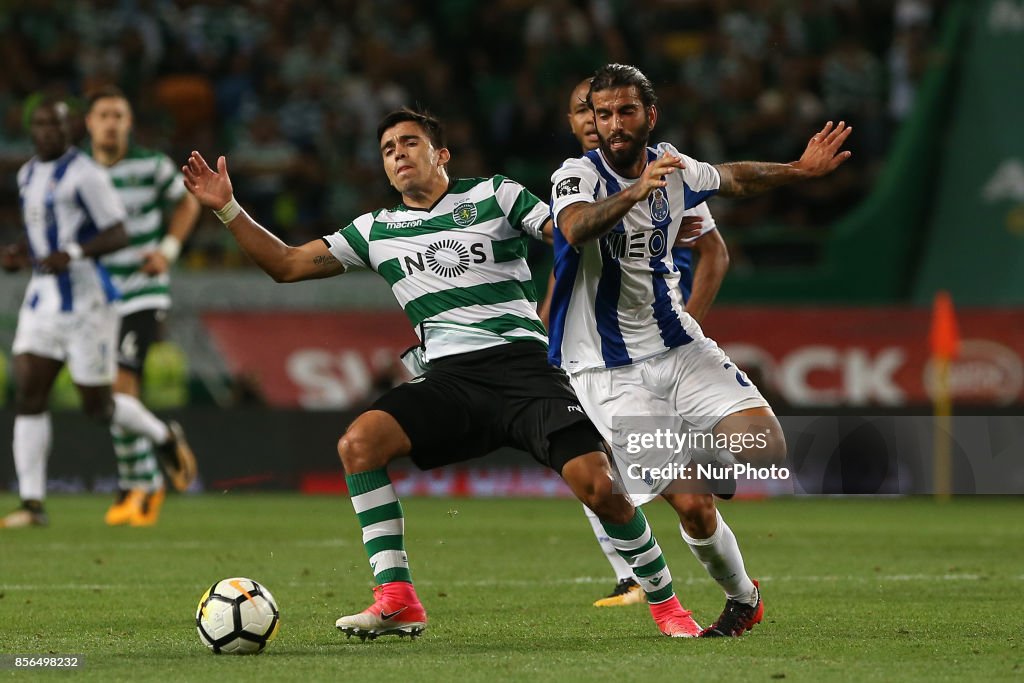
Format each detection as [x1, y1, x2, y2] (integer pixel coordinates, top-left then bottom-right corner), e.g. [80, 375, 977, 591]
[583, 504, 635, 582]
[112, 393, 170, 444]
[13, 413, 52, 502]
[682, 509, 757, 605]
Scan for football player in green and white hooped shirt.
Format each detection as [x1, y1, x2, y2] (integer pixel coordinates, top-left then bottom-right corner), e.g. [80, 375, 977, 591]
[182, 108, 704, 640]
[85, 86, 200, 527]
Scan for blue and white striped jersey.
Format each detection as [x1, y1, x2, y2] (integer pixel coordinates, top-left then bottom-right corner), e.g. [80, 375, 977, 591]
[17, 147, 125, 314]
[549, 142, 720, 373]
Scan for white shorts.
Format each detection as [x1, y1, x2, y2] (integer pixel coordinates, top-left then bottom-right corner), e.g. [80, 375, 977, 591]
[569, 339, 769, 504]
[12, 305, 119, 386]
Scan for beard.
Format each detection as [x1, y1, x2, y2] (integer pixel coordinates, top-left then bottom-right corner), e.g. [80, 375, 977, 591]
[599, 126, 650, 170]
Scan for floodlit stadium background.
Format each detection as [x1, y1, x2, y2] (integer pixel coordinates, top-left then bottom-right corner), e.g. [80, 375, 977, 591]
[1, 0, 1021, 495]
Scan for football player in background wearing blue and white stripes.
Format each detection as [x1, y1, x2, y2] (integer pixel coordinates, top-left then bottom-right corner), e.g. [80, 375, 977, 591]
[1, 99, 193, 529]
[550, 64, 851, 636]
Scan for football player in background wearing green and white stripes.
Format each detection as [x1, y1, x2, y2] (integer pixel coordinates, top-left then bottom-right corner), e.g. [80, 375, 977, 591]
[85, 86, 200, 527]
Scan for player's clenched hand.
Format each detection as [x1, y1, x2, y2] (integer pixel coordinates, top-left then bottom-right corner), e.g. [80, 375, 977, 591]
[37, 251, 71, 274]
[182, 152, 234, 211]
[793, 121, 853, 177]
[674, 215, 704, 244]
[1, 244, 28, 273]
[141, 250, 170, 275]
[627, 153, 685, 203]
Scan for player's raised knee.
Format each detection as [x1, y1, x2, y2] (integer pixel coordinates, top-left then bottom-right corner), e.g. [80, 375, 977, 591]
[584, 477, 634, 525]
[665, 493, 717, 537]
[337, 429, 375, 472]
[731, 428, 786, 466]
[337, 410, 410, 473]
[718, 410, 787, 466]
[761, 427, 787, 465]
[675, 492, 716, 520]
[580, 473, 613, 508]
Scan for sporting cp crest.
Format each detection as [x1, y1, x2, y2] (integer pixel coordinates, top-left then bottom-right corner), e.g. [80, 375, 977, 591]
[649, 188, 669, 222]
[452, 201, 478, 227]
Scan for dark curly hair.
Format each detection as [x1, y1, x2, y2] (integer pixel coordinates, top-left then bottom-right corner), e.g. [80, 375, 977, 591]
[587, 64, 658, 110]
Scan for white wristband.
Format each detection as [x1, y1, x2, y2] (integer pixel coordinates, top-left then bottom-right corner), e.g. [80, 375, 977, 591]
[158, 235, 182, 263]
[64, 243, 84, 261]
[214, 197, 242, 224]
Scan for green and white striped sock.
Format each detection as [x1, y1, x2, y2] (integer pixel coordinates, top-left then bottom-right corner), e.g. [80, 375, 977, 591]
[602, 508, 675, 604]
[111, 425, 163, 493]
[346, 468, 412, 585]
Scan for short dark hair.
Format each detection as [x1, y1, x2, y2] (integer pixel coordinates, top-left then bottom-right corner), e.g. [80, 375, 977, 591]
[376, 107, 445, 149]
[588, 64, 658, 109]
[23, 94, 68, 129]
[86, 85, 129, 112]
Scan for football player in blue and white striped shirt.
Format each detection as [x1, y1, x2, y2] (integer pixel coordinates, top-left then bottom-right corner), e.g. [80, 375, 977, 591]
[1, 100, 193, 530]
[542, 78, 730, 610]
[550, 64, 852, 636]
[552, 77, 737, 610]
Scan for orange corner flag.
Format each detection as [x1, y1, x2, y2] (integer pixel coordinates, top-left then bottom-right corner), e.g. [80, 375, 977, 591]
[929, 291, 961, 361]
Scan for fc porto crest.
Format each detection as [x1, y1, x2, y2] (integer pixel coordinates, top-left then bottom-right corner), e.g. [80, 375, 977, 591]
[648, 188, 669, 223]
[452, 201, 478, 227]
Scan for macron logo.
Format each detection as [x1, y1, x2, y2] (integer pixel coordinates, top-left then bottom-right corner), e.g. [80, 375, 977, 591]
[388, 220, 423, 230]
[567, 405, 584, 414]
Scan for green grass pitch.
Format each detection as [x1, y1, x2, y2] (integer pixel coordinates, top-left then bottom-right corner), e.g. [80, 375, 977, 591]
[0, 494, 1020, 682]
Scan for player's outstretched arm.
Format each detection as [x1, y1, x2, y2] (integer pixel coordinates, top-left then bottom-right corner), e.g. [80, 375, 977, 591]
[715, 121, 853, 198]
[183, 151, 343, 282]
[559, 153, 684, 247]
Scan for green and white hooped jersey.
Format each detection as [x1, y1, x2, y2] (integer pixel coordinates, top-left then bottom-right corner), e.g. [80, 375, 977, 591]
[95, 146, 186, 315]
[323, 176, 550, 361]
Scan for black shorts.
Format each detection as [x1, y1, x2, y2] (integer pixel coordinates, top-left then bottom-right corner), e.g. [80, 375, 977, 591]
[370, 341, 603, 473]
[117, 309, 167, 374]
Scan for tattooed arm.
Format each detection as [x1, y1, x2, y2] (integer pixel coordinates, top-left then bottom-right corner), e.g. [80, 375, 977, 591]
[715, 121, 853, 198]
[558, 191, 639, 247]
[205, 202, 343, 283]
[230, 221, 343, 283]
[558, 154, 684, 247]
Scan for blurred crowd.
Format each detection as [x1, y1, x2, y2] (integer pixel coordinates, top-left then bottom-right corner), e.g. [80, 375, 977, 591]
[0, 0, 943, 270]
